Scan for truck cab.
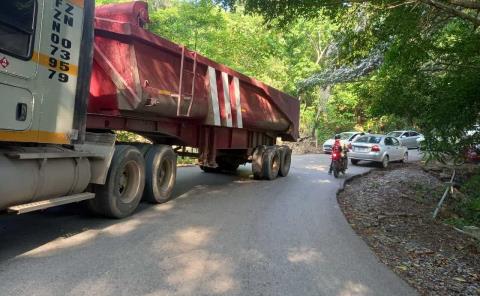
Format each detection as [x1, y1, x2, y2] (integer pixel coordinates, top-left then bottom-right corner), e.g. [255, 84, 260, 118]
[0, 0, 93, 144]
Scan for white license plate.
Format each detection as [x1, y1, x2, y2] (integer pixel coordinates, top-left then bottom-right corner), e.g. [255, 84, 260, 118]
[355, 147, 369, 152]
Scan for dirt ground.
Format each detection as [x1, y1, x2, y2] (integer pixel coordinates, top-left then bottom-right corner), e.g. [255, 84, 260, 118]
[284, 137, 324, 154]
[338, 163, 480, 296]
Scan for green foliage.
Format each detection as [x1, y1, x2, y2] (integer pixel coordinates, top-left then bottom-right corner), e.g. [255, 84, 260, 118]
[220, 0, 480, 157]
[177, 157, 197, 165]
[115, 131, 151, 143]
[456, 173, 480, 226]
[95, 0, 128, 5]
[150, 1, 278, 87]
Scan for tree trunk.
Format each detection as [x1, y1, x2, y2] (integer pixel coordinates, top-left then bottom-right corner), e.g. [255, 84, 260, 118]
[311, 85, 331, 143]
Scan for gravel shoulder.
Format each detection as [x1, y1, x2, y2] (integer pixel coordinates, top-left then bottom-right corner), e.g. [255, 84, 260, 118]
[338, 163, 480, 296]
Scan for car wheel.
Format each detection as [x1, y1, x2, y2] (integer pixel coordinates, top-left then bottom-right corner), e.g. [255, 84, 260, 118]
[381, 156, 389, 168]
[351, 159, 359, 165]
[401, 152, 408, 163]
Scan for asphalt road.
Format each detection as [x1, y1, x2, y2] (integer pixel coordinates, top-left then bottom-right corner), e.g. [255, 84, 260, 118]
[0, 152, 421, 296]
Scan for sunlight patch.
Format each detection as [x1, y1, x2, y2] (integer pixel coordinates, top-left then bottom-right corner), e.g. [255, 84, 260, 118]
[287, 247, 322, 263]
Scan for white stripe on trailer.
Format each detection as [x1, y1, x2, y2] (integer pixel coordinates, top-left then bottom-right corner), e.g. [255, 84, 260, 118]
[208, 67, 221, 126]
[233, 77, 243, 128]
[221, 72, 233, 127]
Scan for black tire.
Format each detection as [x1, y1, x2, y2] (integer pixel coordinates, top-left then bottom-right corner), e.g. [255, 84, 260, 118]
[351, 159, 359, 165]
[252, 145, 267, 179]
[333, 164, 339, 178]
[143, 145, 177, 204]
[400, 152, 408, 163]
[262, 147, 281, 180]
[88, 145, 145, 219]
[278, 146, 292, 177]
[380, 155, 389, 168]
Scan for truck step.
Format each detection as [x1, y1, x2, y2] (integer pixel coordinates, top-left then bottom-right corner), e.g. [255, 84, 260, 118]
[7, 192, 95, 215]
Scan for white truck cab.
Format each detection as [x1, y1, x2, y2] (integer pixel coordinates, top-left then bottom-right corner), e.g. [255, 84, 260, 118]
[0, 0, 92, 144]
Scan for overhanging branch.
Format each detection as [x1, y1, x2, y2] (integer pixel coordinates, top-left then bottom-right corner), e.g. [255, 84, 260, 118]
[448, 0, 480, 10]
[420, 0, 480, 26]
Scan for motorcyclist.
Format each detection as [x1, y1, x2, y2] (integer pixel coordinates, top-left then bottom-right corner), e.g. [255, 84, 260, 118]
[328, 134, 349, 175]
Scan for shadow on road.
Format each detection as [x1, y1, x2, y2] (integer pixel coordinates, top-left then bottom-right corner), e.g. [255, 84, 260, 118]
[0, 166, 252, 263]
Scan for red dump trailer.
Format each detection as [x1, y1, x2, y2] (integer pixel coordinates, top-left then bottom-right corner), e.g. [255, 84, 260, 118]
[0, 1, 299, 218]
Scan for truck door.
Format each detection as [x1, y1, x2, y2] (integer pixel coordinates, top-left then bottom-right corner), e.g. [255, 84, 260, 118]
[0, 0, 39, 131]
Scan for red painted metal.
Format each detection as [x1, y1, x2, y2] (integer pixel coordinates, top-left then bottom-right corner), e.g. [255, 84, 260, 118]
[87, 1, 299, 162]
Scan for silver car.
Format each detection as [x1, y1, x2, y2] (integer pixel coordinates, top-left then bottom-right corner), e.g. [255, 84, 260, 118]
[349, 134, 408, 168]
[323, 132, 364, 153]
[387, 130, 423, 149]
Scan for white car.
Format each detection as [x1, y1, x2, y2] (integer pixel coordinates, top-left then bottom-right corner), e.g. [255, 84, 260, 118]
[323, 132, 364, 153]
[349, 134, 409, 168]
[387, 130, 423, 149]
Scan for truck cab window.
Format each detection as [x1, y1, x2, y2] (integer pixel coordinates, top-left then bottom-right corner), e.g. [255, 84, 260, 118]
[0, 0, 36, 60]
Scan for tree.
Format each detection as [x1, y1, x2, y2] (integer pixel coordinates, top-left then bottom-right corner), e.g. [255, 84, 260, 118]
[220, 0, 480, 160]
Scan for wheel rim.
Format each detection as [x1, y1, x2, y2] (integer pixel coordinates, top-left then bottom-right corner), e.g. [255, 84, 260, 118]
[117, 160, 141, 203]
[383, 157, 388, 168]
[404, 153, 408, 162]
[157, 159, 171, 190]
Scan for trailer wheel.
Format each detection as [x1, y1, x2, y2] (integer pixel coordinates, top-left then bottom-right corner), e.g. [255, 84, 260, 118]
[252, 145, 267, 179]
[144, 145, 177, 204]
[262, 147, 281, 180]
[89, 145, 145, 219]
[278, 146, 292, 177]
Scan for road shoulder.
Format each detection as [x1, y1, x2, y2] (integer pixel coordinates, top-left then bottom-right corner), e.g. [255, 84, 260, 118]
[338, 163, 480, 295]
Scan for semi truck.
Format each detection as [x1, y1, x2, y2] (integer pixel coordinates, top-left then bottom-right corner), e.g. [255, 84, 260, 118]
[0, 0, 299, 219]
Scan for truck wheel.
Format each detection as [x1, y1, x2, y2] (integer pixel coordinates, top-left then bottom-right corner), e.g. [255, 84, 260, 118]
[90, 145, 145, 219]
[252, 145, 267, 179]
[278, 146, 292, 177]
[144, 145, 177, 204]
[262, 147, 281, 180]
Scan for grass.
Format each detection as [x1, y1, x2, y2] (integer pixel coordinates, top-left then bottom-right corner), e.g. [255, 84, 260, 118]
[177, 157, 197, 165]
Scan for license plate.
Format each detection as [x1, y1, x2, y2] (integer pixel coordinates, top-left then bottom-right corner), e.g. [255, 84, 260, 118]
[355, 147, 368, 152]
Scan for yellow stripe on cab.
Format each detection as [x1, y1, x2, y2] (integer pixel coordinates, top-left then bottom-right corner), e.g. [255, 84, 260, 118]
[32, 52, 79, 77]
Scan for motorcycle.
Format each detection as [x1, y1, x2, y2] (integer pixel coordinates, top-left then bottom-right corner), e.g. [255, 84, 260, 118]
[331, 150, 347, 178]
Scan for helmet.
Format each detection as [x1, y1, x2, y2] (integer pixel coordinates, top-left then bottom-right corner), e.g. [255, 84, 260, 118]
[334, 134, 341, 140]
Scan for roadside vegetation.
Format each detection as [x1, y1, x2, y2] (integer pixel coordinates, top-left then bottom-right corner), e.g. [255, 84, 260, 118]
[339, 163, 480, 295]
[448, 168, 480, 228]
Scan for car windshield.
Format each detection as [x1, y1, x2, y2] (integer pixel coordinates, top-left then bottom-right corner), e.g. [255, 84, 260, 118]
[355, 136, 382, 144]
[340, 132, 355, 140]
[387, 132, 403, 137]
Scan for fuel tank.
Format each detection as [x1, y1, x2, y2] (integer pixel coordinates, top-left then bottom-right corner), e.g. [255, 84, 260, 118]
[0, 149, 91, 210]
